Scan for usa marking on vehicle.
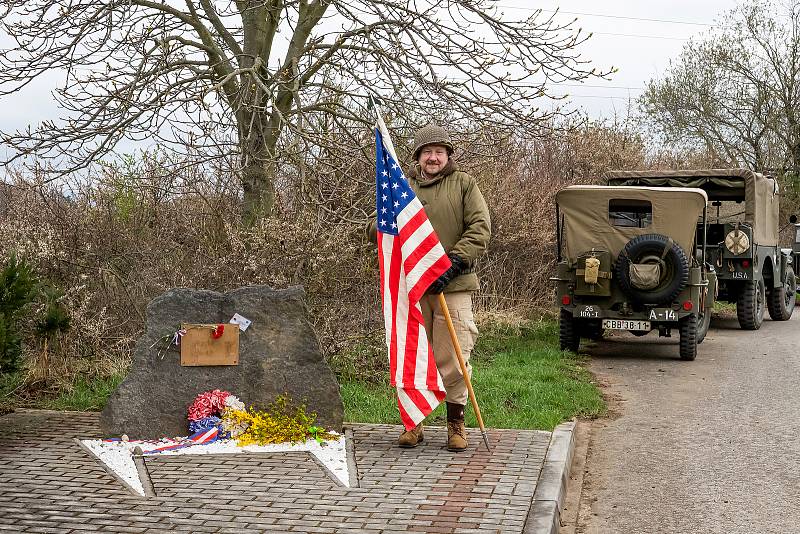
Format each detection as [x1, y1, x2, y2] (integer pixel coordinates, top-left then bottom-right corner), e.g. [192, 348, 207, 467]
[732, 272, 748, 279]
[648, 308, 678, 321]
[602, 319, 651, 331]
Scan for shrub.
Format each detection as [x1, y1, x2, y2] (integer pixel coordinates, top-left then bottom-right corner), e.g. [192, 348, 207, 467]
[0, 254, 37, 373]
[0, 117, 726, 397]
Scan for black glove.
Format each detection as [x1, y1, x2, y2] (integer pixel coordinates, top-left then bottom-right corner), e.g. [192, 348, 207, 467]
[429, 254, 468, 294]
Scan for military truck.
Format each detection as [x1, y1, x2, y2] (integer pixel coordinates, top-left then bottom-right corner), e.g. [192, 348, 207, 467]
[552, 185, 715, 361]
[605, 170, 795, 328]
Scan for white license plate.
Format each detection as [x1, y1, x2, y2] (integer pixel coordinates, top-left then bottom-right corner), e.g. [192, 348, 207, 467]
[602, 319, 651, 331]
[647, 308, 678, 322]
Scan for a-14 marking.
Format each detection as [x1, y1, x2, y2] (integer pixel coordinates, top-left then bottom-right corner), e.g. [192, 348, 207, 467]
[648, 308, 677, 321]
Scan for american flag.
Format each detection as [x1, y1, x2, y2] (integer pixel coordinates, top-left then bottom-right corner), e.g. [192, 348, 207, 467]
[374, 119, 452, 431]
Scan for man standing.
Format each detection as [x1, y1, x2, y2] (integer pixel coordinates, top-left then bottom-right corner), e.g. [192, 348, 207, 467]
[368, 124, 491, 451]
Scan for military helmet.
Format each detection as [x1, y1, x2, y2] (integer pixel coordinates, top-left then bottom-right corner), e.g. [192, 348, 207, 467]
[412, 124, 454, 160]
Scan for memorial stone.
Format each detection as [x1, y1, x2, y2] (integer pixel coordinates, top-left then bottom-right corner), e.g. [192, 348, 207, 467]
[100, 285, 343, 439]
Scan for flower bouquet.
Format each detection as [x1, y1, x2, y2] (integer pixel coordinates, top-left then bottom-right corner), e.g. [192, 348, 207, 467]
[187, 390, 335, 445]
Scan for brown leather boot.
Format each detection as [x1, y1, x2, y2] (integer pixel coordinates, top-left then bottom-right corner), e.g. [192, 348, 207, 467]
[446, 402, 468, 452]
[397, 423, 424, 448]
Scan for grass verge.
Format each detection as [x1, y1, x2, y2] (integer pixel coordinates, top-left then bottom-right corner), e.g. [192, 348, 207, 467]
[713, 300, 737, 313]
[38, 375, 125, 411]
[1, 373, 124, 412]
[341, 318, 605, 431]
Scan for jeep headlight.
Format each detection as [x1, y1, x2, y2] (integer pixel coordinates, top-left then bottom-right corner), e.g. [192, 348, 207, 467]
[725, 229, 750, 255]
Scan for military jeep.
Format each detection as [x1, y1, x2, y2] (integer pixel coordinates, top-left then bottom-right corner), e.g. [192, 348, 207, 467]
[552, 185, 715, 361]
[605, 169, 796, 328]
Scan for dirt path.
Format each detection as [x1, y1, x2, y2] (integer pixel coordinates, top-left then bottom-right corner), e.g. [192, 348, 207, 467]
[572, 311, 800, 534]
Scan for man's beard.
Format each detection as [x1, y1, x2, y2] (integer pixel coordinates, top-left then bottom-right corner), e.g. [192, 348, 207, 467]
[423, 163, 443, 176]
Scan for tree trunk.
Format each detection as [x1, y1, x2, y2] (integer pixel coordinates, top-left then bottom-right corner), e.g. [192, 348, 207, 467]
[238, 104, 279, 223]
[241, 157, 276, 224]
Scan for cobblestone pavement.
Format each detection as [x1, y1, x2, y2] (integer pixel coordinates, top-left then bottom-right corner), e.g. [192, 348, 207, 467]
[0, 410, 551, 533]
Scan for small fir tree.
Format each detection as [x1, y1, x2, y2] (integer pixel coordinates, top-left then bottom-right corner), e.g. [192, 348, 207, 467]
[0, 254, 37, 373]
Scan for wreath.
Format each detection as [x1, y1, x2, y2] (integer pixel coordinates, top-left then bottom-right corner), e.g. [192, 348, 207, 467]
[187, 389, 247, 437]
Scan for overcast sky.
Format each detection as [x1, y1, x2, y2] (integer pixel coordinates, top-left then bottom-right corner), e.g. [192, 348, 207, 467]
[0, 1, 741, 141]
[499, 0, 741, 119]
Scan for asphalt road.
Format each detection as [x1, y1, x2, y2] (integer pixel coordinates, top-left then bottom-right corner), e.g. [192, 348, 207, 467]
[575, 310, 800, 534]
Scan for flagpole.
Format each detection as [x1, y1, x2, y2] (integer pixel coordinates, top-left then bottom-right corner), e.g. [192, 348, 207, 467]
[437, 294, 491, 450]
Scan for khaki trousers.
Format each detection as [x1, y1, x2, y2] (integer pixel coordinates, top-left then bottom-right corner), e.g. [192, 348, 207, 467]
[419, 291, 479, 406]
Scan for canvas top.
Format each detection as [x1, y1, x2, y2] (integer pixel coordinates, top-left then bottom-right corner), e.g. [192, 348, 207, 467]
[603, 169, 779, 245]
[555, 185, 708, 260]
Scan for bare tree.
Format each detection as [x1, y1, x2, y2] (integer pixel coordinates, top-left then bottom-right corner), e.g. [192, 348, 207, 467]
[0, 1, 610, 220]
[640, 0, 800, 174]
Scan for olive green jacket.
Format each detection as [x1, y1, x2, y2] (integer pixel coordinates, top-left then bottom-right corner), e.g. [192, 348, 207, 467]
[366, 161, 491, 293]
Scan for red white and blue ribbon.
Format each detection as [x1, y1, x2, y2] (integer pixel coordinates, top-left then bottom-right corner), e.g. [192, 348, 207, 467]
[102, 427, 220, 454]
[141, 427, 220, 454]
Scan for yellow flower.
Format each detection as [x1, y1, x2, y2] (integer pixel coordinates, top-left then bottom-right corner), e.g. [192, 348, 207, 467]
[231, 395, 329, 446]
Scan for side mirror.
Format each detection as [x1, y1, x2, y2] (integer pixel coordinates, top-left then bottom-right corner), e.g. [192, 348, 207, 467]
[791, 214, 798, 224]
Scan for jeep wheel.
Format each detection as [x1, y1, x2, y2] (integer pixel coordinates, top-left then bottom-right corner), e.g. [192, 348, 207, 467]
[696, 306, 712, 344]
[559, 309, 580, 352]
[767, 267, 796, 321]
[736, 277, 765, 330]
[615, 233, 690, 305]
[679, 314, 698, 361]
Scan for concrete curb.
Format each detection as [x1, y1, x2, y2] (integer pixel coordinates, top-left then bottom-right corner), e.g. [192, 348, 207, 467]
[524, 421, 576, 534]
[343, 427, 360, 488]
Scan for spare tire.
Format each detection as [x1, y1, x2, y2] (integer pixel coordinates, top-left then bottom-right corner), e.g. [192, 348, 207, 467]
[615, 233, 690, 305]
